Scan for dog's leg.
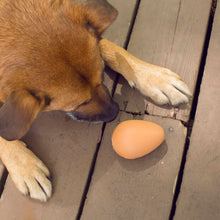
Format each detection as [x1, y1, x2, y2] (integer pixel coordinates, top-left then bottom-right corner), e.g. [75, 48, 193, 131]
[99, 38, 192, 106]
[0, 137, 51, 202]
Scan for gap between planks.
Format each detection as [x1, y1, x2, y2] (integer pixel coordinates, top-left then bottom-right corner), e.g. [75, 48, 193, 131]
[76, 1, 142, 219]
[169, 0, 217, 219]
[77, 0, 217, 219]
[0, 0, 216, 219]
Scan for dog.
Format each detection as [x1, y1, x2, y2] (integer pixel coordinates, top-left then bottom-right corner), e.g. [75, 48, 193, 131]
[0, 0, 191, 202]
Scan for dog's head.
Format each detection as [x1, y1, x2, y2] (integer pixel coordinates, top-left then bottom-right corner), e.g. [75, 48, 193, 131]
[0, 0, 119, 141]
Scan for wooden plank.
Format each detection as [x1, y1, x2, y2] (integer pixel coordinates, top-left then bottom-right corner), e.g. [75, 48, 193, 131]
[104, 0, 136, 46]
[0, 112, 102, 220]
[0, 1, 137, 219]
[81, 113, 187, 219]
[103, 0, 138, 93]
[114, 0, 212, 122]
[175, 3, 220, 220]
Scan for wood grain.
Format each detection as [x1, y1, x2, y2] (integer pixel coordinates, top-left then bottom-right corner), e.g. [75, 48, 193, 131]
[0, 1, 137, 219]
[103, 0, 138, 93]
[0, 111, 102, 219]
[175, 2, 220, 219]
[81, 113, 187, 220]
[114, 0, 212, 122]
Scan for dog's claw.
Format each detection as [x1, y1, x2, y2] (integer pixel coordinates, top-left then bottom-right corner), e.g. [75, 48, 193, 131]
[47, 175, 53, 182]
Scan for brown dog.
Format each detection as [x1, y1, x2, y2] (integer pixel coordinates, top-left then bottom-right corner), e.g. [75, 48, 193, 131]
[0, 0, 191, 201]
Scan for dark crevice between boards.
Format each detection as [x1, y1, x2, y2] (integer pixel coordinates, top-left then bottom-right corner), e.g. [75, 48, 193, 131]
[169, 0, 217, 219]
[120, 110, 143, 116]
[0, 168, 8, 199]
[76, 122, 106, 220]
[110, 0, 141, 98]
[76, 1, 142, 219]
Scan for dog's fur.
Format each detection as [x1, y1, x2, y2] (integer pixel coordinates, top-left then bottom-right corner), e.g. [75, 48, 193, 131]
[0, 0, 191, 202]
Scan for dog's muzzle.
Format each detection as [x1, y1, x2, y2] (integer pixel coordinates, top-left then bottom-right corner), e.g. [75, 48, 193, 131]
[67, 84, 119, 123]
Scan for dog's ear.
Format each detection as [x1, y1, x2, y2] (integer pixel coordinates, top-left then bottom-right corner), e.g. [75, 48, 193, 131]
[84, 0, 118, 35]
[0, 90, 46, 141]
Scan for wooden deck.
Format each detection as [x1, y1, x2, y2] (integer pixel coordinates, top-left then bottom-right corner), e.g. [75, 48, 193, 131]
[0, 0, 219, 219]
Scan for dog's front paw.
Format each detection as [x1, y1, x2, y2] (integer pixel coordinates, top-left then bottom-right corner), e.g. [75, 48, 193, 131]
[130, 64, 192, 106]
[1, 140, 52, 202]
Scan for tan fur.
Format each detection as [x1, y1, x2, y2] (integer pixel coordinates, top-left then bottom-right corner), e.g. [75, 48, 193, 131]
[0, 137, 51, 201]
[0, 0, 191, 202]
[99, 38, 192, 105]
[0, 0, 119, 202]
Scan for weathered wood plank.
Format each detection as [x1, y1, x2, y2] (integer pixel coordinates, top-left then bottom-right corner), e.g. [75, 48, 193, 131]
[0, 112, 102, 220]
[0, 1, 137, 219]
[81, 113, 187, 220]
[175, 3, 220, 220]
[103, 0, 138, 92]
[114, 0, 212, 122]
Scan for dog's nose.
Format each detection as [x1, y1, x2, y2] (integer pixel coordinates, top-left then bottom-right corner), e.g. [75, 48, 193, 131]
[67, 84, 119, 123]
[100, 99, 119, 122]
[68, 100, 119, 123]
